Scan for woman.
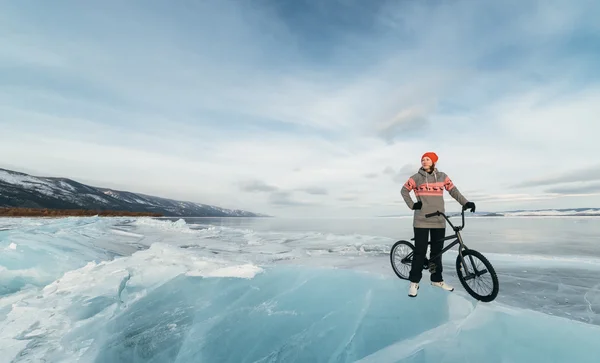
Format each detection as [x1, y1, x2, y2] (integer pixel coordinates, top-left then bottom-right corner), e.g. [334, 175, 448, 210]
[400, 152, 475, 297]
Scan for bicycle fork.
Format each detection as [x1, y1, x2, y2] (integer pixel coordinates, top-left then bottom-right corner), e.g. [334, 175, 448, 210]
[456, 233, 484, 280]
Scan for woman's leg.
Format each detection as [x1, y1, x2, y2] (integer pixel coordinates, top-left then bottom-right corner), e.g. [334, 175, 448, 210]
[409, 227, 430, 283]
[429, 227, 446, 282]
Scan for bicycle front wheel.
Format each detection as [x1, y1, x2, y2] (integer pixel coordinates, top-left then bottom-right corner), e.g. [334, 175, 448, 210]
[456, 249, 499, 302]
[390, 240, 414, 280]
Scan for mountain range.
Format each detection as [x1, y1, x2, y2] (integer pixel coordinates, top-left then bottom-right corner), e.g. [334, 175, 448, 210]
[0, 168, 268, 217]
[379, 207, 600, 218]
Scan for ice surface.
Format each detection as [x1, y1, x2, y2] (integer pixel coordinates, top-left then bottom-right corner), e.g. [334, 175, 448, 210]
[1, 216, 599, 362]
[0, 217, 145, 297]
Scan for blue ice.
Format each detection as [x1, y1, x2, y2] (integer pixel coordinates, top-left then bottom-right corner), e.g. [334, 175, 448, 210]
[1, 216, 599, 362]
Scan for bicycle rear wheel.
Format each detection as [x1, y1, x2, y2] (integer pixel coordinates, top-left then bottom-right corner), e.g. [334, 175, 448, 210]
[456, 249, 499, 302]
[390, 240, 414, 280]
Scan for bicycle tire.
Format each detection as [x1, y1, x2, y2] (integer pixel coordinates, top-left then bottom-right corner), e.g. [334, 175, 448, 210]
[390, 240, 414, 280]
[455, 249, 499, 302]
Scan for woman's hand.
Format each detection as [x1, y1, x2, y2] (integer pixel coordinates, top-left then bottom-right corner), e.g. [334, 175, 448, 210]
[463, 201, 476, 212]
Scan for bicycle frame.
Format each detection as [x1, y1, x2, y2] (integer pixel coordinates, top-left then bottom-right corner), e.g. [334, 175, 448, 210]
[392, 206, 498, 301]
[426, 209, 468, 261]
[428, 234, 464, 261]
[402, 208, 475, 276]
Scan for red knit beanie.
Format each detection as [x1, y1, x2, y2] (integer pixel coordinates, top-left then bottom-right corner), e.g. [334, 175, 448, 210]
[421, 152, 438, 163]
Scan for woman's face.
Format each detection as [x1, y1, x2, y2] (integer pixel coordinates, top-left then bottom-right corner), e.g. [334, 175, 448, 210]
[421, 157, 433, 169]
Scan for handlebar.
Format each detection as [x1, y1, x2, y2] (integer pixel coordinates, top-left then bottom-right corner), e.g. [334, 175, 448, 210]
[425, 208, 468, 231]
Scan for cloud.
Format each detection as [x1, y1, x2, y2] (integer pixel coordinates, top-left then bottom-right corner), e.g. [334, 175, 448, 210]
[238, 180, 279, 193]
[268, 191, 316, 207]
[237, 179, 329, 206]
[295, 187, 328, 195]
[455, 193, 559, 204]
[1, 0, 600, 217]
[511, 165, 600, 188]
[376, 105, 432, 144]
[544, 182, 600, 195]
[384, 164, 420, 184]
[268, 192, 296, 206]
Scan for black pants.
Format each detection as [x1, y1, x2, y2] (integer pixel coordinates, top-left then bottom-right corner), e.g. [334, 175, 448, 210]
[409, 227, 446, 283]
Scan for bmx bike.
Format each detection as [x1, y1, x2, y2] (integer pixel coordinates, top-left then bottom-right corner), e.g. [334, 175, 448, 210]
[390, 208, 499, 302]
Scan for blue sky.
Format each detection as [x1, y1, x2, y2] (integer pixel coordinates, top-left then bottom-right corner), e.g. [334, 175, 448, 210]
[1, 0, 600, 217]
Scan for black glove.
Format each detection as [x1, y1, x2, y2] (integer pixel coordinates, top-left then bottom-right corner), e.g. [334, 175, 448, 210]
[463, 201, 476, 212]
[412, 201, 422, 210]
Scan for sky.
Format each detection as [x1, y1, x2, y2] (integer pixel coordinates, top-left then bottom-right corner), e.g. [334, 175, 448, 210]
[1, 0, 600, 218]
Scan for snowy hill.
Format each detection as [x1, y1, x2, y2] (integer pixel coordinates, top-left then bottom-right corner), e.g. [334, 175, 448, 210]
[446, 208, 600, 217]
[0, 168, 267, 217]
[439, 209, 600, 217]
[380, 208, 600, 218]
[499, 208, 600, 216]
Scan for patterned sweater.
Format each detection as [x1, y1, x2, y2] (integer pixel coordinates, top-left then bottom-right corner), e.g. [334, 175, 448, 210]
[401, 167, 469, 228]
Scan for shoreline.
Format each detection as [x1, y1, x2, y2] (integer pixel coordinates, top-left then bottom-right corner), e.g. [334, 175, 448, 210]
[0, 207, 163, 217]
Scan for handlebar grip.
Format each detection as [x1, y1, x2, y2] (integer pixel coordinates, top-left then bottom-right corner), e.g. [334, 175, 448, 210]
[425, 211, 439, 218]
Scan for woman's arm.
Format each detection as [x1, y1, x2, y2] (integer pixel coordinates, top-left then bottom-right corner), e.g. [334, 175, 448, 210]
[401, 177, 417, 209]
[443, 175, 469, 206]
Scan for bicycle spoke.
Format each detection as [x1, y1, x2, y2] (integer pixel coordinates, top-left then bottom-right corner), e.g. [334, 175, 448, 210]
[393, 244, 411, 277]
[462, 256, 494, 297]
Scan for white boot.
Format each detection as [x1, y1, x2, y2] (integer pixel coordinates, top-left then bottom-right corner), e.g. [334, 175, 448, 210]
[431, 281, 454, 291]
[408, 282, 419, 297]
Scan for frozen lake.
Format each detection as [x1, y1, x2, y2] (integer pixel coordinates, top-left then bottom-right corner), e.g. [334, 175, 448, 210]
[1, 215, 599, 362]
